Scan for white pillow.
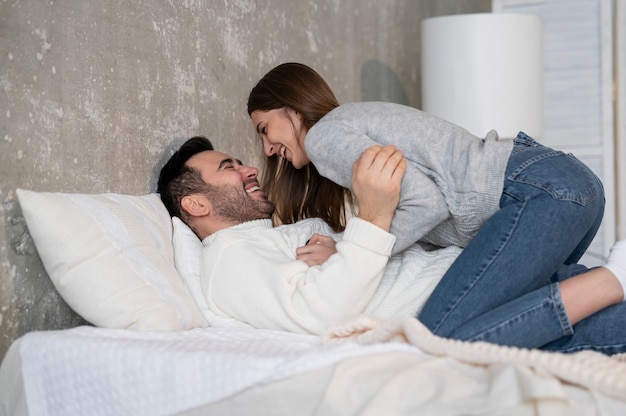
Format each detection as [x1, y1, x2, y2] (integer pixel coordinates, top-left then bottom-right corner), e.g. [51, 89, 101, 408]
[171, 217, 250, 328]
[16, 189, 207, 331]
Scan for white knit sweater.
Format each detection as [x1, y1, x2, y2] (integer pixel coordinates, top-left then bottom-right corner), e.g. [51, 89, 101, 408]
[200, 218, 460, 335]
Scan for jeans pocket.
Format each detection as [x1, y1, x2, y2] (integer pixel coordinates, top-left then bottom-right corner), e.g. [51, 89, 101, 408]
[506, 152, 601, 206]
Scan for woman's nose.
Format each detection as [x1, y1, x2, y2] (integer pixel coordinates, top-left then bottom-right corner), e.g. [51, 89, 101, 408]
[263, 141, 275, 156]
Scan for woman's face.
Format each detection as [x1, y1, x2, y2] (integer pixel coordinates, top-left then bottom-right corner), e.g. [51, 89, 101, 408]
[251, 107, 310, 169]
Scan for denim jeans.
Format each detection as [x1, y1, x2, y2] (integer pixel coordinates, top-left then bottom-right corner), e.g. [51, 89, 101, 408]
[417, 133, 624, 355]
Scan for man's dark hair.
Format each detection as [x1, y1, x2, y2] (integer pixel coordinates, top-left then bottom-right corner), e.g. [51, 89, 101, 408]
[157, 136, 214, 218]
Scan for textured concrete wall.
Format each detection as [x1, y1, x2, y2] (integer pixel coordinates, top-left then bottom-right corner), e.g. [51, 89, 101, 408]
[0, 0, 490, 361]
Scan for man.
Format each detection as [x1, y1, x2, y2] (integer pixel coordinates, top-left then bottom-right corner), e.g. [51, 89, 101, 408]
[158, 136, 458, 335]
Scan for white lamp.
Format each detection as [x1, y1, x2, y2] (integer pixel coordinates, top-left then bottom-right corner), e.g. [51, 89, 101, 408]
[421, 13, 543, 139]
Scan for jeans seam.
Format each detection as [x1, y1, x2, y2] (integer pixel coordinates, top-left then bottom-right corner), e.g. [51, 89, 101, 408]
[465, 301, 551, 342]
[550, 282, 574, 336]
[506, 151, 599, 206]
[466, 284, 572, 343]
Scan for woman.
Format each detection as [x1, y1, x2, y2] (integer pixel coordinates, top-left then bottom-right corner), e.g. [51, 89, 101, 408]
[247, 62, 626, 354]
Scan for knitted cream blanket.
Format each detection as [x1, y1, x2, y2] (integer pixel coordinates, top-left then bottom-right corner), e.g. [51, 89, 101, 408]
[324, 314, 626, 399]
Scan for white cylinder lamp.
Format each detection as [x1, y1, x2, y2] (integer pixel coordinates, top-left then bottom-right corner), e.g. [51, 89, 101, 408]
[421, 13, 543, 139]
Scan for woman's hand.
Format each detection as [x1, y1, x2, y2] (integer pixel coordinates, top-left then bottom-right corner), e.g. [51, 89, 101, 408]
[296, 233, 338, 266]
[352, 145, 406, 232]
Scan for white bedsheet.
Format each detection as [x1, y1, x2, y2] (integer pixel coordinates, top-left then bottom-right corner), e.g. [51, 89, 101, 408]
[16, 325, 416, 416]
[5, 316, 626, 416]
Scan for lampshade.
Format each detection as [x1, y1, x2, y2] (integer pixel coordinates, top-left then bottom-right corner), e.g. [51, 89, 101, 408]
[421, 13, 543, 139]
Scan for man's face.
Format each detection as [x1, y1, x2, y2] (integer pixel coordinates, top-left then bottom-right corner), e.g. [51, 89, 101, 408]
[186, 150, 275, 223]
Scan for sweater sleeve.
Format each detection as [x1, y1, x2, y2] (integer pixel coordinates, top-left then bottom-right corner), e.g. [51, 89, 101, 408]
[203, 218, 396, 334]
[306, 120, 449, 254]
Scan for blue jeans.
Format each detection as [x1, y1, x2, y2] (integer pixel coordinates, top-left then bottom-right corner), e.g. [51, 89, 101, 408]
[418, 133, 625, 355]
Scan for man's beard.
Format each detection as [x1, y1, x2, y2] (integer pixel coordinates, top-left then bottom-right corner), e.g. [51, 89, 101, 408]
[204, 182, 275, 224]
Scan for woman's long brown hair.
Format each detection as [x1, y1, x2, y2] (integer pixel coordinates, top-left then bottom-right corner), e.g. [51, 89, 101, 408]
[247, 62, 353, 231]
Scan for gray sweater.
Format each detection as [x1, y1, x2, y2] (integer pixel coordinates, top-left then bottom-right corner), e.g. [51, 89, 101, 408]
[305, 101, 514, 254]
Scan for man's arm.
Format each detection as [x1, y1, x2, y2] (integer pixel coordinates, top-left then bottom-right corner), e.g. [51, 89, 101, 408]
[295, 145, 406, 266]
[352, 145, 406, 231]
[204, 145, 408, 333]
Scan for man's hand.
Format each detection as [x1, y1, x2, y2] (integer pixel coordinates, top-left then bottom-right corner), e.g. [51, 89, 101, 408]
[296, 233, 338, 266]
[352, 145, 406, 232]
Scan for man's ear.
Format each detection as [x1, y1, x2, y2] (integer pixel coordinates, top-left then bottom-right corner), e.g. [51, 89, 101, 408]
[181, 194, 211, 218]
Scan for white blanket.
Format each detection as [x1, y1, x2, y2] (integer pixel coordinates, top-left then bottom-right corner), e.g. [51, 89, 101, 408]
[18, 325, 415, 416]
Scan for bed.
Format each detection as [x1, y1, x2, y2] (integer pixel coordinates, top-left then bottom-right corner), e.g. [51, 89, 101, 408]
[1, 189, 625, 416]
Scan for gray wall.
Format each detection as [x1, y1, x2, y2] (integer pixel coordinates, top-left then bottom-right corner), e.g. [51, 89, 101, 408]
[0, 0, 490, 361]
